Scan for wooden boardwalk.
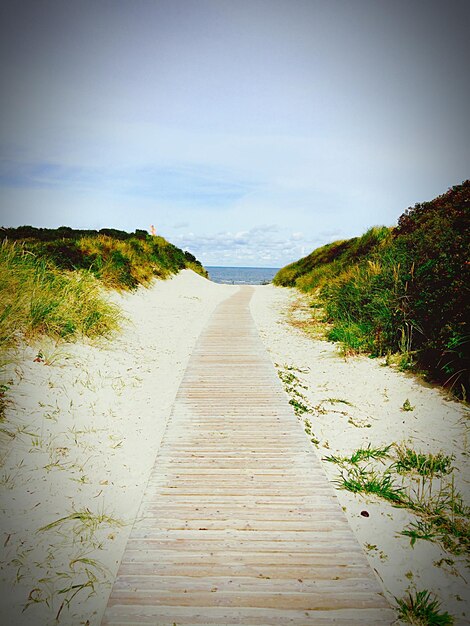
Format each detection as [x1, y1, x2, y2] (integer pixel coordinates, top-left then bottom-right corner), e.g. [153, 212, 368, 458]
[102, 287, 394, 625]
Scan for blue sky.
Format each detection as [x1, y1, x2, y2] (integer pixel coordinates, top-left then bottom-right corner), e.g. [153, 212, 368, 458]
[1, 0, 469, 266]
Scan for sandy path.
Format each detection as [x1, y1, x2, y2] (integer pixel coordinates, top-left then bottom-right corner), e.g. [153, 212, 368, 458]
[250, 285, 469, 624]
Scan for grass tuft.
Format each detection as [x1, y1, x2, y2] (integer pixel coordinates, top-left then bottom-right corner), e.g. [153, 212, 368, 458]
[392, 445, 454, 478]
[325, 444, 392, 466]
[38, 508, 123, 536]
[395, 589, 454, 625]
[0, 228, 207, 351]
[336, 465, 405, 503]
[401, 398, 415, 412]
[327, 442, 469, 556]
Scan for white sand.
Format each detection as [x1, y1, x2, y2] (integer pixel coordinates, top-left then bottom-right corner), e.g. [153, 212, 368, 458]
[1, 276, 468, 625]
[250, 285, 469, 624]
[0, 270, 236, 625]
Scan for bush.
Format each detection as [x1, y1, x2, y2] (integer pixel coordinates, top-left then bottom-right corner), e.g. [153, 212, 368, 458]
[394, 181, 470, 392]
[273, 227, 392, 291]
[274, 181, 470, 396]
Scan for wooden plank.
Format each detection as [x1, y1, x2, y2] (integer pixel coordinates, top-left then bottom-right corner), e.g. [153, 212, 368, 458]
[101, 287, 395, 625]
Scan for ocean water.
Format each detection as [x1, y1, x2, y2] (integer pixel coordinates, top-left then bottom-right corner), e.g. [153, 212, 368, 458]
[206, 266, 280, 285]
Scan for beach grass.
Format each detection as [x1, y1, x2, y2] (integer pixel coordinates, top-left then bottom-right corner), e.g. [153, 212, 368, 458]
[326, 440, 469, 557]
[0, 227, 207, 352]
[0, 240, 121, 350]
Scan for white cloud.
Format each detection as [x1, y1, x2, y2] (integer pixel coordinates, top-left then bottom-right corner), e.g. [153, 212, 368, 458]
[171, 225, 323, 267]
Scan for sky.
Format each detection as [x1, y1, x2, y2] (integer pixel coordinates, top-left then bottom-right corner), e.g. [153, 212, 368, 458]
[0, 0, 469, 267]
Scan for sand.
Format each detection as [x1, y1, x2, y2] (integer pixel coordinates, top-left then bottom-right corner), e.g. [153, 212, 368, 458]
[0, 275, 468, 625]
[0, 270, 236, 625]
[250, 284, 469, 624]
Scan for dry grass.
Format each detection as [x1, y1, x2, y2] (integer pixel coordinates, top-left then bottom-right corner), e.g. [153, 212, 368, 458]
[0, 240, 121, 351]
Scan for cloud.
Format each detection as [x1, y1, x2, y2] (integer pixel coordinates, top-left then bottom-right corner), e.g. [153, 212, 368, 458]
[171, 225, 322, 267]
[1, 0, 468, 267]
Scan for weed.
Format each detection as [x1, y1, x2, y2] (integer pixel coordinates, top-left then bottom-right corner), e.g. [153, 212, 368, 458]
[289, 397, 311, 416]
[324, 444, 392, 466]
[393, 445, 454, 478]
[395, 589, 454, 625]
[22, 551, 111, 620]
[34, 340, 72, 366]
[38, 508, 123, 539]
[276, 364, 314, 417]
[336, 466, 405, 503]
[323, 398, 354, 406]
[402, 398, 415, 412]
[347, 416, 372, 428]
[0, 383, 9, 422]
[402, 520, 439, 546]
[0, 471, 16, 488]
[400, 475, 470, 556]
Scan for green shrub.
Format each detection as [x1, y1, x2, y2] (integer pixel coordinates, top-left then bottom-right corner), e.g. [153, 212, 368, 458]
[394, 181, 469, 393]
[274, 181, 470, 396]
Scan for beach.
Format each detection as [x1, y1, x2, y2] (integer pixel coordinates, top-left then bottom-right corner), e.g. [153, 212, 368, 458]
[0, 271, 236, 625]
[0, 272, 468, 625]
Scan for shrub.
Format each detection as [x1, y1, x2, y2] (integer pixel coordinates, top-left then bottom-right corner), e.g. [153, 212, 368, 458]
[394, 181, 470, 393]
[274, 181, 470, 396]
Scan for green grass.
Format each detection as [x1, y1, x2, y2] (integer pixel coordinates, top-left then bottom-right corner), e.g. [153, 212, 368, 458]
[402, 480, 470, 556]
[22, 232, 207, 288]
[273, 226, 392, 290]
[276, 364, 320, 444]
[327, 442, 468, 556]
[276, 364, 314, 417]
[324, 444, 392, 466]
[0, 383, 9, 422]
[392, 445, 454, 478]
[395, 589, 454, 625]
[37, 508, 123, 536]
[336, 465, 405, 503]
[323, 398, 354, 406]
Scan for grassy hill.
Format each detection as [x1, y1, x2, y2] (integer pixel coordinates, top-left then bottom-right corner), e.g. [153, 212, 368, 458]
[0, 226, 207, 350]
[274, 181, 470, 397]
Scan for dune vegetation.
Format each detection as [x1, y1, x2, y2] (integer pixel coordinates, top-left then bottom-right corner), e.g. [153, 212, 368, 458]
[0, 226, 207, 352]
[274, 180, 469, 397]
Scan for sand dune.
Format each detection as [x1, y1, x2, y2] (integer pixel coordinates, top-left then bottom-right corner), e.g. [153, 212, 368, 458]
[0, 275, 468, 624]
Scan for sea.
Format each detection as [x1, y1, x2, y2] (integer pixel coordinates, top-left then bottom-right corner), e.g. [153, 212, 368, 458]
[206, 266, 280, 285]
